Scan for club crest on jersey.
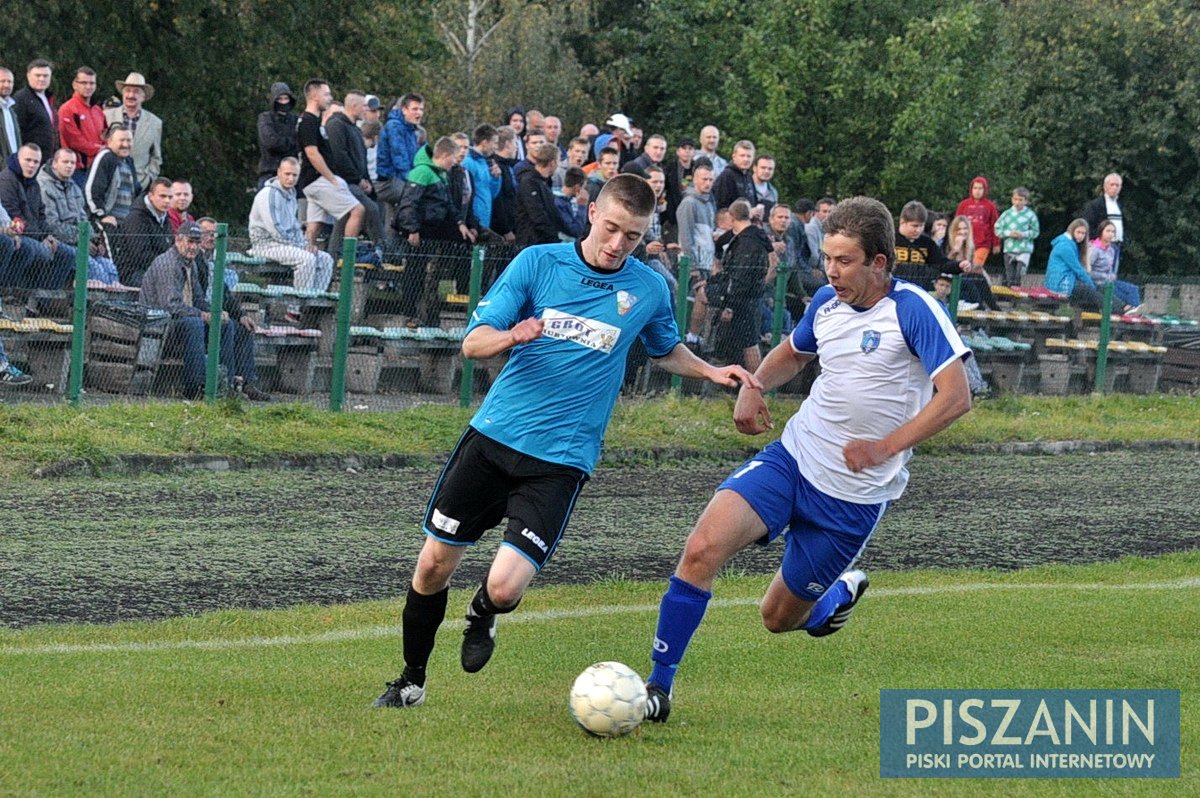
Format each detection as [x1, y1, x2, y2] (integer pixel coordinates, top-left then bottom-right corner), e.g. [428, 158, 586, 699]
[617, 290, 638, 315]
[542, 308, 621, 353]
[860, 330, 882, 353]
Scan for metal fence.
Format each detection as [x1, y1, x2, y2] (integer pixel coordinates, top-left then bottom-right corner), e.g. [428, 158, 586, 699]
[1, 221, 1198, 407]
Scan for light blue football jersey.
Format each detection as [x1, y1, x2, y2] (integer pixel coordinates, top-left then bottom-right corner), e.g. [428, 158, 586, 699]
[468, 242, 680, 472]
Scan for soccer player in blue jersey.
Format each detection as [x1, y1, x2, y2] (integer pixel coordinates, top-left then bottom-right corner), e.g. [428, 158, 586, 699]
[642, 196, 973, 722]
[375, 174, 760, 709]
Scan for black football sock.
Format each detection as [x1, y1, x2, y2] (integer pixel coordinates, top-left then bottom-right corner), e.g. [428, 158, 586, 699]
[401, 584, 449, 686]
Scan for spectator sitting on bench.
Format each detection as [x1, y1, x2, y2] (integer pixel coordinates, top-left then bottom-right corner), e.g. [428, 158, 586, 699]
[195, 216, 240, 305]
[932, 273, 989, 396]
[0, 143, 77, 290]
[141, 222, 268, 401]
[36, 147, 121, 285]
[1045, 218, 1103, 312]
[1088, 219, 1141, 315]
[248, 156, 334, 321]
[114, 176, 173, 286]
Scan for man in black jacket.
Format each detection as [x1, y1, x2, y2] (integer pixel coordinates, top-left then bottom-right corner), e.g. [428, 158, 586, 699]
[114, 177, 173, 286]
[1081, 173, 1127, 270]
[326, 92, 385, 246]
[712, 140, 758, 214]
[0, 143, 76, 289]
[11, 60, 57, 160]
[256, 82, 298, 188]
[392, 138, 472, 321]
[708, 199, 774, 369]
[515, 144, 561, 248]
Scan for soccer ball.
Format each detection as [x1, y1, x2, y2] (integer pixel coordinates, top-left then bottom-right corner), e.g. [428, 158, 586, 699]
[568, 661, 648, 738]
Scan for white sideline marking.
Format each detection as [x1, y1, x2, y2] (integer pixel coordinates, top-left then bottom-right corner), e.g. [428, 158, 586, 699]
[2, 577, 1197, 657]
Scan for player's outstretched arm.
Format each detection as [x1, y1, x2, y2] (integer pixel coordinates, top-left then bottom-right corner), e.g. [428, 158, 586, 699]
[843, 358, 972, 472]
[462, 317, 544, 360]
[733, 341, 814, 435]
[651, 343, 762, 391]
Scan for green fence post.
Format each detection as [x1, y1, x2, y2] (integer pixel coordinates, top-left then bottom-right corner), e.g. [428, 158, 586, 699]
[770, 265, 789, 347]
[1094, 282, 1115, 393]
[947, 273, 963, 323]
[329, 236, 358, 412]
[204, 223, 229, 402]
[671, 254, 692, 394]
[458, 245, 485, 408]
[67, 222, 91, 406]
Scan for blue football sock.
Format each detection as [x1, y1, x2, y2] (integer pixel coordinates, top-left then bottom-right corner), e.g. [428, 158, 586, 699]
[648, 575, 712, 693]
[801, 577, 850, 631]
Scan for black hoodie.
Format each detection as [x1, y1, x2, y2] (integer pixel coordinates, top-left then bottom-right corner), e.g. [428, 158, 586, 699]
[256, 82, 299, 177]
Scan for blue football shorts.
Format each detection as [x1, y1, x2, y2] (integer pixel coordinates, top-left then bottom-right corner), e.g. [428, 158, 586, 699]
[717, 440, 887, 601]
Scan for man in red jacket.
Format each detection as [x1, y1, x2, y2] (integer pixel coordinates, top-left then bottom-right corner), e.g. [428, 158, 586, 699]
[57, 67, 106, 188]
[955, 176, 1000, 268]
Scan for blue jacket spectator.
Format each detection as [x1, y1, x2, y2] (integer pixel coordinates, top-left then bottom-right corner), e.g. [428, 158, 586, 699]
[377, 107, 421, 182]
[465, 147, 500, 229]
[1045, 219, 1103, 311]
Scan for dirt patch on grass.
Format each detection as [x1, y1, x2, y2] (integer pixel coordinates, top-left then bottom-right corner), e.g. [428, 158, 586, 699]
[1, 450, 1196, 627]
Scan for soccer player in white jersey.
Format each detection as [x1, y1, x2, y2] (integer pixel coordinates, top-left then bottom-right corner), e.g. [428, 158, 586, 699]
[374, 174, 760, 709]
[643, 196, 973, 722]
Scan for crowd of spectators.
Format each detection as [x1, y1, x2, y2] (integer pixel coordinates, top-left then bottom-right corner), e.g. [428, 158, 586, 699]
[0, 58, 1143, 393]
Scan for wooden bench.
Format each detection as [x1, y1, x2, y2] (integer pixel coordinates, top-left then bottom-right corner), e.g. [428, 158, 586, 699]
[0, 320, 74, 392]
[1041, 338, 1166, 394]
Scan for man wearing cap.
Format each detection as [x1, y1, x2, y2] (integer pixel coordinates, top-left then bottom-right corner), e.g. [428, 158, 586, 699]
[256, 82, 298, 189]
[104, 72, 162, 190]
[661, 137, 696, 227]
[361, 95, 381, 183]
[57, 67, 106, 188]
[142, 221, 263, 400]
[592, 113, 632, 162]
[11, 60, 57, 161]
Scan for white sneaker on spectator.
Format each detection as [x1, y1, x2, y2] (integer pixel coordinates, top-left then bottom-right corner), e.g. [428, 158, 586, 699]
[957, 302, 979, 312]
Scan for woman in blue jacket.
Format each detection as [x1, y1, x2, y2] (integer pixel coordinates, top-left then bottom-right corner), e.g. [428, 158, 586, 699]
[1045, 218, 1102, 311]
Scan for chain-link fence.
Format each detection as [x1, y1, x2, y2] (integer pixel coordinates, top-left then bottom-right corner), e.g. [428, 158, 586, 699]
[3, 220, 1199, 407]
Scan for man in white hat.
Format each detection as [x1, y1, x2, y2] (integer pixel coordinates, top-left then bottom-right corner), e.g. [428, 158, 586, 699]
[591, 112, 632, 163]
[104, 72, 162, 190]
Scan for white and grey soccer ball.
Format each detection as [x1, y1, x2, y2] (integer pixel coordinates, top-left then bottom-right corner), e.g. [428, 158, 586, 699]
[569, 661, 648, 738]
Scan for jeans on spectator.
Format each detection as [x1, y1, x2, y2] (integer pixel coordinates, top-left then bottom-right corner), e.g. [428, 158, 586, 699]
[88, 255, 120, 284]
[1100, 279, 1141, 309]
[165, 315, 257, 391]
[5, 237, 76, 289]
[247, 241, 334, 292]
[0, 234, 23, 289]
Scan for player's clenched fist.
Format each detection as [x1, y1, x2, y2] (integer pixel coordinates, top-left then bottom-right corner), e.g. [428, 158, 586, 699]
[510, 316, 544, 344]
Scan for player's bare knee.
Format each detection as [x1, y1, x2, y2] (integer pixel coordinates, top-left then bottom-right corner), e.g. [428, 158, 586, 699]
[679, 528, 726, 575]
[760, 603, 804, 634]
[484, 580, 523, 610]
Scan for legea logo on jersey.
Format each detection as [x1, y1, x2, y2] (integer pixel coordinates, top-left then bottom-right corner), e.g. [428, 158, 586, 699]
[542, 308, 621, 353]
[861, 330, 882, 353]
